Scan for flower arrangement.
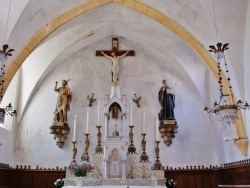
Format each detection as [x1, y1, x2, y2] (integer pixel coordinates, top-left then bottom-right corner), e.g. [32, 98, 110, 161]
[54, 178, 64, 188]
[68, 161, 94, 177]
[166, 178, 177, 188]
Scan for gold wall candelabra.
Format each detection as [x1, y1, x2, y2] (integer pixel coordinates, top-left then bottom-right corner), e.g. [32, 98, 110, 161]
[128, 125, 137, 154]
[81, 133, 90, 161]
[95, 125, 103, 154]
[72, 141, 77, 162]
[140, 133, 149, 162]
[154, 141, 163, 170]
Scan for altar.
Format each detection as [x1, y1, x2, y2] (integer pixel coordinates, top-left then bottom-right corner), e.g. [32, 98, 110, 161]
[63, 177, 166, 187]
[63, 84, 166, 187]
[63, 186, 165, 188]
[62, 38, 167, 188]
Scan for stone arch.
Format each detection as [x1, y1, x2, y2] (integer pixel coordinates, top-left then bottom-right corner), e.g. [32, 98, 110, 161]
[5, 0, 246, 153]
[108, 148, 122, 178]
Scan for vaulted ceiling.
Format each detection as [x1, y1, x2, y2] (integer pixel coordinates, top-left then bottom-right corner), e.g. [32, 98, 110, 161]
[1, 0, 250, 161]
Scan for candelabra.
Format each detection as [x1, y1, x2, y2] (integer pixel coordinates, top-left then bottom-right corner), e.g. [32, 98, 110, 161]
[128, 125, 137, 154]
[140, 133, 149, 162]
[154, 141, 162, 170]
[81, 133, 90, 161]
[72, 141, 77, 162]
[95, 125, 103, 154]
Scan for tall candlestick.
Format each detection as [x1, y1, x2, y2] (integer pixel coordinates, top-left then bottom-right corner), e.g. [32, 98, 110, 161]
[142, 109, 145, 133]
[156, 115, 159, 141]
[86, 107, 89, 133]
[97, 100, 100, 125]
[130, 100, 133, 125]
[73, 114, 77, 141]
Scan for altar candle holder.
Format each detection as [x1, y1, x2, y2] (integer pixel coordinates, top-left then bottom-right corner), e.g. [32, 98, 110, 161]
[72, 141, 77, 162]
[128, 125, 137, 154]
[95, 125, 103, 154]
[140, 133, 149, 162]
[154, 141, 163, 170]
[81, 133, 90, 161]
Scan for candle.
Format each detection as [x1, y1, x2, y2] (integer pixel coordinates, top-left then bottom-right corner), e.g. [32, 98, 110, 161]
[142, 109, 145, 133]
[97, 100, 100, 125]
[156, 115, 159, 141]
[130, 100, 133, 125]
[73, 114, 77, 141]
[86, 107, 89, 133]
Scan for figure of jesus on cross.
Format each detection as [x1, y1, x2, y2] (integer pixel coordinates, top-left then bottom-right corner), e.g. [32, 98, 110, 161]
[96, 38, 135, 85]
[101, 50, 129, 83]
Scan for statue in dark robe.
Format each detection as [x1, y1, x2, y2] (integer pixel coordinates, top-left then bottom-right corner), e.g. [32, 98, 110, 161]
[158, 80, 175, 120]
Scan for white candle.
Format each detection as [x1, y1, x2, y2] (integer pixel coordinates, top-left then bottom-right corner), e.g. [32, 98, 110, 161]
[156, 115, 159, 141]
[142, 109, 145, 133]
[86, 107, 89, 133]
[130, 100, 133, 125]
[73, 114, 77, 141]
[97, 100, 100, 125]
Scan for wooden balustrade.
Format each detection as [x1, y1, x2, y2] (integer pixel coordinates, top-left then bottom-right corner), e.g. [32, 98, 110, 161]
[0, 159, 249, 188]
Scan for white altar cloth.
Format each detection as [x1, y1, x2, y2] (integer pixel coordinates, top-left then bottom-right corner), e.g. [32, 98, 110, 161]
[63, 177, 166, 187]
[63, 186, 165, 188]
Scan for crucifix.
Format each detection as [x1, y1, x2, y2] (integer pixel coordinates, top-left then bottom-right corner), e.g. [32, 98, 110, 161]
[96, 37, 135, 84]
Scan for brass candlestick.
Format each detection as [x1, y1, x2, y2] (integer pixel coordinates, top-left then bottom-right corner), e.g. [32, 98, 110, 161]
[81, 133, 90, 161]
[154, 141, 162, 170]
[128, 125, 137, 154]
[140, 133, 149, 162]
[72, 141, 77, 162]
[95, 125, 103, 154]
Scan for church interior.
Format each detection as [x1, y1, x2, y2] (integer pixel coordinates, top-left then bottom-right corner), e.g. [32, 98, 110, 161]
[0, 0, 250, 187]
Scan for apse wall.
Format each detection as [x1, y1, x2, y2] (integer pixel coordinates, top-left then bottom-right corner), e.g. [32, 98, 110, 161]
[12, 38, 219, 168]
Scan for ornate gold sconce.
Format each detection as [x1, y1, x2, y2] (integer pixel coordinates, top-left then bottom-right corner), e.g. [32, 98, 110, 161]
[132, 94, 142, 108]
[50, 123, 70, 148]
[87, 93, 96, 107]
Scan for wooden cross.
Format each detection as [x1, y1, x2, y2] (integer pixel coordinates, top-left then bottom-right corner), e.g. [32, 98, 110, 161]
[96, 37, 135, 83]
[96, 37, 135, 57]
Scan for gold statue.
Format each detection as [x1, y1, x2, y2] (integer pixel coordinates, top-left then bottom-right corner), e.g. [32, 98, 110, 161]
[54, 80, 72, 123]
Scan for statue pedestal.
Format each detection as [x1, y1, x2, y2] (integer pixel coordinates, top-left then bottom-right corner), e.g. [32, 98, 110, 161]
[159, 120, 178, 146]
[50, 122, 70, 148]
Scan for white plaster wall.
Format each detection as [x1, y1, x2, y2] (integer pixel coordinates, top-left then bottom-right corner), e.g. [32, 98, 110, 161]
[12, 38, 218, 168]
[0, 127, 15, 165]
[1, 1, 249, 167]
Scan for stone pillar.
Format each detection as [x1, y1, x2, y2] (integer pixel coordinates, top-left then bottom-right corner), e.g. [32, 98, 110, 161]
[104, 113, 108, 139]
[122, 114, 126, 139]
[104, 160, 108, 179]
[122, 160, 126, 179]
